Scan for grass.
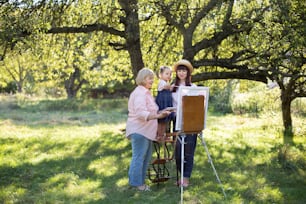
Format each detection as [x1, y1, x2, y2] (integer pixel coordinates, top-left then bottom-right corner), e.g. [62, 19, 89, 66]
[0, 95, 305, 204]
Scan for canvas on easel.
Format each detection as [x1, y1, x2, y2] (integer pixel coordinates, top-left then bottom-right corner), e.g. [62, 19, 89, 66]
[175, 86, 209, 131]
[182, 95, 205, 133]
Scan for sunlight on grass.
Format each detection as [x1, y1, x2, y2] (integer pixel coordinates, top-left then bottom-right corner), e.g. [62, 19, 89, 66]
[89, 156, 119, 176]
[0, 98, 305, 203]
[0, 185, 26, 203]
[42, 173, 104, 202]
[228, 171, 283, 202]
[116, 177, 129, 187]
[257, 187, 282, 202]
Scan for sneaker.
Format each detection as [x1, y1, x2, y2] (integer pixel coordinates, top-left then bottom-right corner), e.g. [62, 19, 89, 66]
[137, 185, 151, 191]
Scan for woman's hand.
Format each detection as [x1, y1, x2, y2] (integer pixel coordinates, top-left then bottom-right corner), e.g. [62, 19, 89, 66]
[147, 110, 171, 121]
[157, 110, 171, 119]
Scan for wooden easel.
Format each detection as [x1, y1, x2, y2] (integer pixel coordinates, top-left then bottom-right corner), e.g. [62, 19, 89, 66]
[147, 96, 205, 185]
[178, 95, 226, 203]
[177, 95, 205, 203]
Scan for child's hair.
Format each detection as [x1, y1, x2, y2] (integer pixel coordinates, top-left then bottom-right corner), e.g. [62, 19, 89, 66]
[159, 66, 171, 76]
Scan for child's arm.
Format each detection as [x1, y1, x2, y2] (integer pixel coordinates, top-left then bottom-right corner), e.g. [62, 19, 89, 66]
[170, 84, 175, 91]
[163, 82, 171, 90]
[158, 80, 170, 91]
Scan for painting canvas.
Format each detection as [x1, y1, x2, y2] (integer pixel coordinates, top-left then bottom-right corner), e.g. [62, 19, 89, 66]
[175, 86, 209, 132]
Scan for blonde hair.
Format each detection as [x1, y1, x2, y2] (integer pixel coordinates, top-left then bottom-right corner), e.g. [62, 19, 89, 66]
[135, 67, 155, 86]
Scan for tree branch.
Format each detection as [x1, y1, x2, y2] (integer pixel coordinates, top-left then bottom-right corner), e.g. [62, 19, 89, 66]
[192, 70, 267, 83]
[47, 23, 125, 37]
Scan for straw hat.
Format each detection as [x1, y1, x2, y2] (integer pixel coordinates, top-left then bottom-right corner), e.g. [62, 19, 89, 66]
[173, 59, 193, 73]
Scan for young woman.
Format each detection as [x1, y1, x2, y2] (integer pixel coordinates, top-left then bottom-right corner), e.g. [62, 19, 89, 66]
[125, 67, 171, 191]
[171, 59, 197, 187]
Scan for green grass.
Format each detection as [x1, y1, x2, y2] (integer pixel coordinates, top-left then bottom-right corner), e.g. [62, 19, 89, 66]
[0, 96, 305, 204]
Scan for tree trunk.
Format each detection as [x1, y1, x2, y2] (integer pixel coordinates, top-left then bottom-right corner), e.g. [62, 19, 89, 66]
[280, 89, 293, 143]
[65, 76, 77, 99]
[119, 0, 144, 78]
[16, 81, 23, 93]
[127, 41, 144, 78]
[65, 85, 77, 99]
[64, 67, 84, 99]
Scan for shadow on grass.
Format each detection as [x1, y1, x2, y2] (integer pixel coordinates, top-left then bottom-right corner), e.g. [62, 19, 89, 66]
[193, 136, 306, 203]
[0, 100, 305, 203]
[1, 132, 305, 203]
[0, 132, 133, 203]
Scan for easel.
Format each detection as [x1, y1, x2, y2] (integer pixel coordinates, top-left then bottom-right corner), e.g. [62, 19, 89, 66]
[147, 131, 177, 184]
[177, 93, 226, 203]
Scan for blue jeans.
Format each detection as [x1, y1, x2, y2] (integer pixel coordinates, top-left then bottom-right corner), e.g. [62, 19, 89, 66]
[175, 134, 197, 178]
[128, 133, 153, 187]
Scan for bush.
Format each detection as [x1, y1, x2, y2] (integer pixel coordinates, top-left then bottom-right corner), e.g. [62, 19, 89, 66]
[231, 91, 264, 115]
[292, 98, 306, 117]
[230, 82, 282, 115]
[0, 82, 17, 94]
[203, 80, 234, 114]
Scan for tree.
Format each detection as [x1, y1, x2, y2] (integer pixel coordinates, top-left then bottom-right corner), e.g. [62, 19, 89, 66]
[0, 41, 40, 93]
[0, 0, 304, 138]
[155, 0, 305, 138]
[0, 0, 135, 97]
[252, 0, 306, 139]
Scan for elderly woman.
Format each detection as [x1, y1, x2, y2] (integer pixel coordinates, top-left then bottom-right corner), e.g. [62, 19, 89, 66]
[126, 67, 170, 191]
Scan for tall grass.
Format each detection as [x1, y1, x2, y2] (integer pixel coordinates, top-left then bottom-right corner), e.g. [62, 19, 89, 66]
[0, 96, 305, 203]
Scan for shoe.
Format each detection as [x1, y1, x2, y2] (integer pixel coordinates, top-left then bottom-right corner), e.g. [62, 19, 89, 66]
[175, 179, 189, 187]
[175, 180, 181, 186]
[137, 185, 151, 191]
[181, 182, 189, 187]
[182, 177, 189, 187]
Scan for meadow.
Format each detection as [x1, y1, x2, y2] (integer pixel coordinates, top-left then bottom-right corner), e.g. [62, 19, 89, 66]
[0, 95, 305, 204]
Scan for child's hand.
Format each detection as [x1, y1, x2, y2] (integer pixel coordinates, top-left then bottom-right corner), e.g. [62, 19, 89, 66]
[164, 83, 171, 90]
[170, 84, 175, 91]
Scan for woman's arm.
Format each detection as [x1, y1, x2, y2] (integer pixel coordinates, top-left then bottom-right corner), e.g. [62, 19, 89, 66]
[147, 110, 171, 121]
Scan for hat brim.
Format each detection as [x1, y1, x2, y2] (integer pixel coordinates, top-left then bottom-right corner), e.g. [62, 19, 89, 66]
[173, 59, 193, 73]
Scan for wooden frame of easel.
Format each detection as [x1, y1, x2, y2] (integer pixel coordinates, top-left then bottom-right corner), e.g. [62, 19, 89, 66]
[179, 96, 206, 203]
[176, 87, 226, 203]
[176, 87, 209, 203]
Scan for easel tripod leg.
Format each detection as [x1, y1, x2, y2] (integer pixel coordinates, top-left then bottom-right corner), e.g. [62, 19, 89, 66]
[176, 134, 186, 204]
[199, 134, 227, 198]
[176, 135, 185, 203]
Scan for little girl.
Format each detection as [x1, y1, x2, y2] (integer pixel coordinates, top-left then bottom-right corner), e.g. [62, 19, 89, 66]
[155, 66, 174, 141]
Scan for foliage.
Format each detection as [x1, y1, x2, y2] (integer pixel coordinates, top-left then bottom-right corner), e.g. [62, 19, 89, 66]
[198, 79, 306, 118]
[243, 0, 306, 135]
[0, 81, 17, 94]
[230, 81, 275, 115]
[0, 97, 305, 203]
[199, 79, 234, 113]
[0, 94, 128, 113]
[247, 0, 306, 98]
[0, 0, 304, 137]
